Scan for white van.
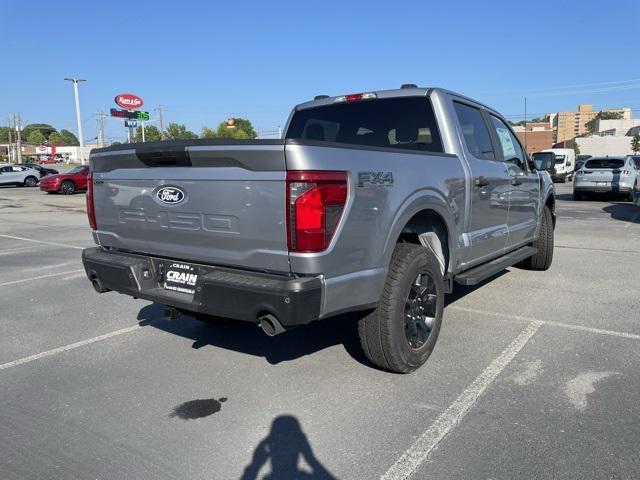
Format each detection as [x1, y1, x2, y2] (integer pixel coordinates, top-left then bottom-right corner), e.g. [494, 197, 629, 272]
[539, 148, 576, 182]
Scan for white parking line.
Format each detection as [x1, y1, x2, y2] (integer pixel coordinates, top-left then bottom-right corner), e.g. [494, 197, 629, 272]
[0, 325, 142, 371]
[0, 269, 85, 288]
[0, 233, 84, 250]
[381, 321, 542, 480]
[0, 244, 48, 255]
[450, 306, 640, 341]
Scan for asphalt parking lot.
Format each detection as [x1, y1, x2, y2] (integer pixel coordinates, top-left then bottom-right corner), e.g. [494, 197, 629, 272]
[1, 183, 639, 480]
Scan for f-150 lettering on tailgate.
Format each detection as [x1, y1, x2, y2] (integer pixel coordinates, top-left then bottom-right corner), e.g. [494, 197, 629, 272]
[118, 208, 239, 233]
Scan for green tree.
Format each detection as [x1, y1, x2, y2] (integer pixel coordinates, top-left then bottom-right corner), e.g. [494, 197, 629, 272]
[60, 129, 79, 146]
[631, 133, 640, 154]
[26, 130, 46, 145]
[22, 123, 56, 141]
[215, 117, 257, 139]
[200, 126, 218, 139]
[48, 132, 65, 145]
[585, 111, 624, 134]
[572, 140, 580, 155]
[0, 126, 11, 143]
[134, 125, 162, 142]
[164, 123, 198, 140]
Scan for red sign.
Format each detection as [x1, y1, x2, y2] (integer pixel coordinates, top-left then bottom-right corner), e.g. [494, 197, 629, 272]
[38, 145, 46, 151]
[114, 93, 144, 110]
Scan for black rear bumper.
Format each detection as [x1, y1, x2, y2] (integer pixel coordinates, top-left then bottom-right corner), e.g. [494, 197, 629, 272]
[82, 247, 322, 327]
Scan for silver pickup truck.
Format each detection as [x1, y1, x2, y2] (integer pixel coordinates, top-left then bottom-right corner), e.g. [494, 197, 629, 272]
[82, 86, 555, 373]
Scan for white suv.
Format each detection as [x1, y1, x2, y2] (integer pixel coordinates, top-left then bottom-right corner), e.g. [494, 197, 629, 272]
[0, 164, 40, 187]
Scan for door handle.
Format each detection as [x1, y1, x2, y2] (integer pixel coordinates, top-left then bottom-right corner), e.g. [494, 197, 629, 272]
[511, 177, 523, 186]
[474, 176, 489, 187]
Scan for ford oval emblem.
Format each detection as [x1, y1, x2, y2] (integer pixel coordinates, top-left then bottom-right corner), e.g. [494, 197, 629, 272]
[156, 186, 185, 205]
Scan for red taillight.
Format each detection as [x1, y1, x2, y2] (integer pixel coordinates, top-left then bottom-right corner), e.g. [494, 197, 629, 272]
[345, 93, 364, 102]
[286, 171, 348, 253]
[86, 172, 96, 230]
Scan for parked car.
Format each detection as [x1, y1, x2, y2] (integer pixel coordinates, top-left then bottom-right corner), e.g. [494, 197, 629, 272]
[576, 154, 592, 170]
[0, 164, 40, 187]
[81, 86, 555, 373]
[39, 165, 90, 194]
[16, 163, 59, 178]
[573, 156, 638, 201]
[39, 157, 58, 165]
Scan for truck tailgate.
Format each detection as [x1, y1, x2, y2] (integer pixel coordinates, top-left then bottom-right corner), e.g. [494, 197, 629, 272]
[90, 141, 290, 273]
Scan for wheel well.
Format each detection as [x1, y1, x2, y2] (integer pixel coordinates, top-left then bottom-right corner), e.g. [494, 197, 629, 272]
[545, 194, 556, 227]
[397, 209, 450, 274]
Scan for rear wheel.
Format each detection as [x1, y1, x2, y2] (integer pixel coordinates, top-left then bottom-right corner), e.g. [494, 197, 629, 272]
[522, 206, 554, 271]
[23, 176, 38, 187]
[358, 243, 444, 373]
[61, 180, 76, 195]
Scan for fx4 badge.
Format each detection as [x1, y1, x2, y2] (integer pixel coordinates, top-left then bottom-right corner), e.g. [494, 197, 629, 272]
[357, 171, 394, 187]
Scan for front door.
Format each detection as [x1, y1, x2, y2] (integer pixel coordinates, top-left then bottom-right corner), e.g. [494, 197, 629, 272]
[452, 101, 511, 265]
[487, 115, 540, 249]
[0, 166, 19, 185]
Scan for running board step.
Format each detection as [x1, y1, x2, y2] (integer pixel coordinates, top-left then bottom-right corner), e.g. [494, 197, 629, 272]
[454, 246, 537, 286]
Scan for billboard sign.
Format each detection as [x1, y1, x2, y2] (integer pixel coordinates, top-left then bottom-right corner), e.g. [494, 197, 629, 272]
[114, 93, 144, 110]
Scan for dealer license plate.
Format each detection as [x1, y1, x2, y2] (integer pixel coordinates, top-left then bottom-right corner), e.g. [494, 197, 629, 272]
[163, 262, 198, 295]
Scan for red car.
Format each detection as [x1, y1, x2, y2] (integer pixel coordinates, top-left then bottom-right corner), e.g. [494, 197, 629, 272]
[39, 157, 58, 165]
[39, 165, 90, 194]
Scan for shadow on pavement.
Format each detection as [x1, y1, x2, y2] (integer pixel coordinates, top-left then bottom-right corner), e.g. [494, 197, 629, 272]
[137, 303, 374, 368]
[240, 415, 336, 480]
[445, 269, 508, 307]
[603, 203, 640, 224]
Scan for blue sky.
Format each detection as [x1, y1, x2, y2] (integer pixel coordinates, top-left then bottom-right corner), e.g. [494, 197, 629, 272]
[3, 0, 640, 143]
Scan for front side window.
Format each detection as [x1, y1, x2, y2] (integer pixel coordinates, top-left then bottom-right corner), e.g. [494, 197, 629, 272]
[453, 102, 495, 160]
[286, 97, 443, 152]
[489, 115, 525, 168]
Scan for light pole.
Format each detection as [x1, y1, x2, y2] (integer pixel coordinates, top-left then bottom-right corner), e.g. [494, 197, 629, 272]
[64, 77, 86, 165]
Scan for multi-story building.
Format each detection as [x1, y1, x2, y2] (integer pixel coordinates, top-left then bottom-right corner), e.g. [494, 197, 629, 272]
[512, 122, 553, 153]
[552, 104, 631, 145]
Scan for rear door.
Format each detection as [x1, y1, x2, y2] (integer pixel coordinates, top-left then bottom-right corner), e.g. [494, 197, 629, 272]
[487, 115, 540, 249]
[90, 142, 290, 273]
[452, 100, 511, 264]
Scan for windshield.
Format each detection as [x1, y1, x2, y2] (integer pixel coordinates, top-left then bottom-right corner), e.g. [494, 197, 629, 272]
[632, 156, 640, 168]
[68, 166, 86, 174]
[585, 158, 625, 169]
[554, 154, 566, 164]
[286, 97, 443, 152]
[532, 152, 553, 170]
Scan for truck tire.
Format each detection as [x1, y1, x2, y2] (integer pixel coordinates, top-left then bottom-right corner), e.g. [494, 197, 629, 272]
[358, 243, 444, 373]
[523, 206, 554, 271]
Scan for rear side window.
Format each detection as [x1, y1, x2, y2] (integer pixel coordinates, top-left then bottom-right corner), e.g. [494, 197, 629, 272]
[453, 102, 495, 160]
[585, 159, 625, 169]
[286, 97, 443, 152]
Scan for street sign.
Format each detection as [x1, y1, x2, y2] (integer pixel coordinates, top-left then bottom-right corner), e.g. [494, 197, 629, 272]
[114, 93, 144, 109]
[125, 120, 138, 128]
[110, 108, 150, 120]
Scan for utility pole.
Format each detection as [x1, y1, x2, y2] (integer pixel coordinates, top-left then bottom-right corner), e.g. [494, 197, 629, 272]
[96, 110, 106, 148]
[15, 114, 22, 163]
[7, 116, 14, 163]
[278, 125, 282, 138]
[156, 105, 164, 139]
[141, 121, 146, 142]
[64, 77, 87, 165]
[524, 97, 528, 154]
